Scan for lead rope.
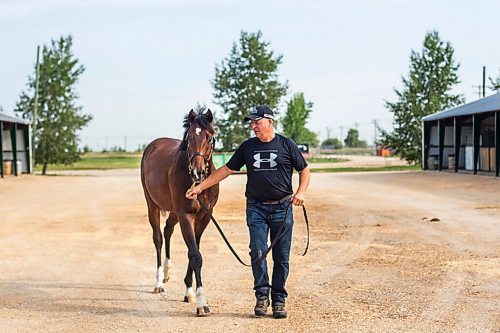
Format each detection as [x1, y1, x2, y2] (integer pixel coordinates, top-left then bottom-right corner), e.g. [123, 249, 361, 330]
[196, 195, 310, 268]
[196, 196, 251, 267]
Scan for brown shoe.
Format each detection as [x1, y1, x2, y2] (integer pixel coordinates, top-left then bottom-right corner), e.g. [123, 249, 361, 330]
[272, 304, 287, 319]
[254, 298, 270, 316]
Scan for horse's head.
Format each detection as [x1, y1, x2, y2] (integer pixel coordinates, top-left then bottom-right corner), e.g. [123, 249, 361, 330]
[183, 108, 215, 185]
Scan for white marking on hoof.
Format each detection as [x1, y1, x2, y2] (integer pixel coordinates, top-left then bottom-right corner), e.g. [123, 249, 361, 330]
[196, 287, 208, 308]
[155, 266, 164, 290]
[163, 259, 171, 283]
[195, 127, 201, 135]
[184, 287, 196, 304]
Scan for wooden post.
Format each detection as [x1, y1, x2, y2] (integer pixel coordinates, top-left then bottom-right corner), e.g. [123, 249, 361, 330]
[473, 114, 482, 175]
[0, 121, 3, 178]
[10, 123, 18, 176]
[454, 117, 461, 173]
[438, 120, 445, 171]
[496, 111, 499, 177]
[422, 121, 430, 170]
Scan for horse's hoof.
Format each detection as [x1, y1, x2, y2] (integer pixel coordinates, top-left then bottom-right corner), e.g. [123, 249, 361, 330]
[162, 277, 169, 283]
[153, 287, 164, 294]
[196, 306, 210, 317]
[183, 295, 196, 304]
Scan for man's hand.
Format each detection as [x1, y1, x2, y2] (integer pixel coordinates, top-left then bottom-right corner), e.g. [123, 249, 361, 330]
[292, 191, 305, 206]
[186, 185, 203, 200]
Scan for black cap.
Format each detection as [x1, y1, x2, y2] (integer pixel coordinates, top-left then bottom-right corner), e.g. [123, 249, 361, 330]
[244, 105, 275, 122]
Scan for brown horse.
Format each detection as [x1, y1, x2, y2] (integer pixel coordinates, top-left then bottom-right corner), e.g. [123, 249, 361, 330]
[140, 108, 219, 316]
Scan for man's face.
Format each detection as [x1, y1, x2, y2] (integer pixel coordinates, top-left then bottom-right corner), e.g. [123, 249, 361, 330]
[250, 118, 273, 138]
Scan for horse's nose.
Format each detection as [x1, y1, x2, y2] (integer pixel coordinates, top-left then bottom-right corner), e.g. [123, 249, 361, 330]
[191, 168, 206, 184]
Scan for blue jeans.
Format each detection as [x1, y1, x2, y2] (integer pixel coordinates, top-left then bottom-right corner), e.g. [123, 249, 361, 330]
[246, 198, 294, 306]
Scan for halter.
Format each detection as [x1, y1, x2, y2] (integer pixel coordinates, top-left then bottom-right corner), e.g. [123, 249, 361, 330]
[186, 136, 215, 175]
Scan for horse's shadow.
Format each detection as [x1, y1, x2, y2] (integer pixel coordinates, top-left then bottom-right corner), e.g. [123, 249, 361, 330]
[0, 280, 252, 319]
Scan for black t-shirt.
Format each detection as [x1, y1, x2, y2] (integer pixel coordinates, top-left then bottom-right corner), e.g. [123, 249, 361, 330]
[226, 134, 308, 201]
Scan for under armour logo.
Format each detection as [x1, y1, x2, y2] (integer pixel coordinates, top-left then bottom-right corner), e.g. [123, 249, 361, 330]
[253, 153, 277, 168]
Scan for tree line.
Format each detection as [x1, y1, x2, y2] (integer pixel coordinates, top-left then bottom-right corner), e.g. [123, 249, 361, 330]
[9, 31, 500, 173]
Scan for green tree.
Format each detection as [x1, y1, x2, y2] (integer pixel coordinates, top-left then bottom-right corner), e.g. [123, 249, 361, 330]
[344, 128, 367, 148]
[282, 93, 319, 147]
[212, 31, 288, 150]
[489, 69, 500, 92]
[15, 35, 92, 175]
[321, 137, 343, 149]
[380, 30, 464, 164]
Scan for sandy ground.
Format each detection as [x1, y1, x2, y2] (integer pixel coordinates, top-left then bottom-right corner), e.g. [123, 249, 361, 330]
[0, 167, 499, 333]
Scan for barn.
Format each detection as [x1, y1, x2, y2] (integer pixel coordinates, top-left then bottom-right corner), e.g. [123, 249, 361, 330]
[421, 93, 500, 176]
[0, 113, 32, 177]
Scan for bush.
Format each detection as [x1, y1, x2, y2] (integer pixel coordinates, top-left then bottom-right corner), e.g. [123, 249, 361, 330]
[321, 138, 343, 149]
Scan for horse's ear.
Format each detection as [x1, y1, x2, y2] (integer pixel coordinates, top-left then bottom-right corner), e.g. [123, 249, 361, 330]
[188, 109, 196, 122]
[206, 109, 213, 123]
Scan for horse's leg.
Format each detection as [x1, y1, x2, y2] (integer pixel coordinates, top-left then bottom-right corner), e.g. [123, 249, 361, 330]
[163, 212, 178, 283]
[178, 212, 209, 316]
[193, 213, 211, 316]
[183, 265, 196, 304]
[182, 212, 209, 305]
[147, 202, 164, 294]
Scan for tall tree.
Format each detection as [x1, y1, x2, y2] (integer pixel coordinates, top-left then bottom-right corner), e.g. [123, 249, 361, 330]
[212, 31, 288, 150]
[15, 35, 92, 174]
[380, 30, 464, 164]
[282, 92, 319, 147]
[344, 128, 367, 148]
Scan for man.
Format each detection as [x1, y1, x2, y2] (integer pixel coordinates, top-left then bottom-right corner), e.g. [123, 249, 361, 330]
[186, 105, 310, 319]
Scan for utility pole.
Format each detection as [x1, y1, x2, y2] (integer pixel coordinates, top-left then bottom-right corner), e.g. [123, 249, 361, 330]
[472, 66, 487, 99]
[326, 127, 331, 139]
[482, 66, 486, 98]
[372, 119, 378, 146]
[32, 45, 41, 167]
[124, 136, 127, 151]
[339, 126, 344, 142]
[472, 85, 482, 99]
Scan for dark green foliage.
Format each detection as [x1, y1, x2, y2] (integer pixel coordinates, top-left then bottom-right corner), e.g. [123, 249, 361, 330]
[380, 30, 464, 164]
[212, 31, 288, 150]
[321, 138, 343, 149]
[15, 35, 92, 174]
[344, 128, 367, 148]
[489, 69, 500, 92]
[282, 93, 319, 147]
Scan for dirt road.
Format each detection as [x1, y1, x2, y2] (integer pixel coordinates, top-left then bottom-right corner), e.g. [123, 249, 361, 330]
[0, 170, 499, 332]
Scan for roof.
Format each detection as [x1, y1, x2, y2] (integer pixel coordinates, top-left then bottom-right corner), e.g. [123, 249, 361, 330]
[0, 113, 31, 125]
[422, 92, 500, 122]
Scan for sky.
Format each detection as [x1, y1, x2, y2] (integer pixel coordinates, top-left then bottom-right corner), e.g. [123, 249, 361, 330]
[1, 0, 499, 151]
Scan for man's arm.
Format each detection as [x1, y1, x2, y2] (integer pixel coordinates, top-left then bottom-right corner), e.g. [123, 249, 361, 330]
[185, 165, 234, 199]
[292, 166, 310, 206]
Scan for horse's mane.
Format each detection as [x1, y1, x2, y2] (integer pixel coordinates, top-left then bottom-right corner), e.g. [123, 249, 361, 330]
[180, 108, 215, 150]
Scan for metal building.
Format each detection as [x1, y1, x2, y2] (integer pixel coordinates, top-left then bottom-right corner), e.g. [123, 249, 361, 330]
[422, 93, 500, 176]
[0, 113, 32, 177]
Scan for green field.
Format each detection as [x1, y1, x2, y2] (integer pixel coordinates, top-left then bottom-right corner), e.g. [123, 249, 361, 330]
[34, 152, 142, 171]
[306, 157, 349, 163]
[34, 152, 418, 173]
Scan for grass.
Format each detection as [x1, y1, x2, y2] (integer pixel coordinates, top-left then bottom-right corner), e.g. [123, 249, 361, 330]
[310, 165, 421, 173]
[34, 152, 142, 171]
[306, 157, 349, 163]
[316, 147, 375, 155]
[34, 152, 420, 174]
